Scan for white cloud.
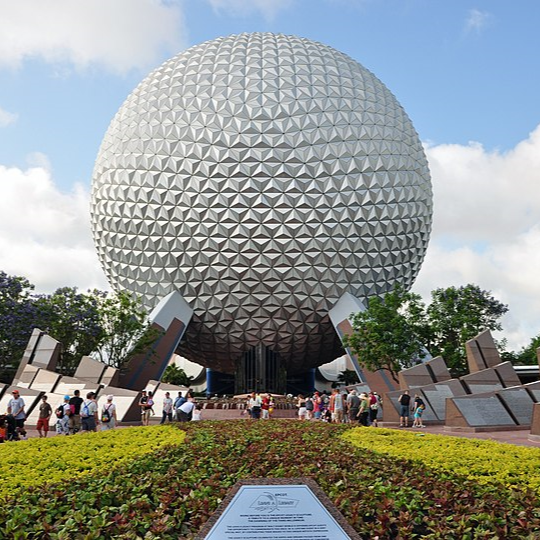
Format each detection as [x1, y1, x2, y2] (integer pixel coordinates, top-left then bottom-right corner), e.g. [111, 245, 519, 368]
[0, 0, 187, 73]
[0, 162, 108, 293]
[413, 125, 540, 351]
[0, 106, 17, 127]
[207, 0, 294, 20]
[464, 9, 492, 35]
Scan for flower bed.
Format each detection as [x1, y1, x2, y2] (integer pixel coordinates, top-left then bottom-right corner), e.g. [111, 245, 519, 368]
[344, 427, 540, 494]
[1, 421, 540, 538]
[0, 425, 183, 499]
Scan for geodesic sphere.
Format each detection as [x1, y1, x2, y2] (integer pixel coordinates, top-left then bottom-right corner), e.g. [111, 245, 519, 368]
[91, 33, 432, 373]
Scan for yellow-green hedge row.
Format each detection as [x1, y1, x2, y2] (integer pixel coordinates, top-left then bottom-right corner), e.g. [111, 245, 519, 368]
[343, 427, 540, 493]
[0, 425, 184, 498]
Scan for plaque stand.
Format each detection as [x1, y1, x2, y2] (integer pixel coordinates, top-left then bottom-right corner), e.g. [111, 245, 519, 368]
[196, 478, 361, 540]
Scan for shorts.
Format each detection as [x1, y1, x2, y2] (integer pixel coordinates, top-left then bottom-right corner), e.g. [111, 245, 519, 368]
[298, 406, 307, 418]
[36, 417, 50, 431]
[400, 405, 410, 418]
[81, 416, 96, 431]
[313, 411, 321, 419]
[369, 408, 378, 422]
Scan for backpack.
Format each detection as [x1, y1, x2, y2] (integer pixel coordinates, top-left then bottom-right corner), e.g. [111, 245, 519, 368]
[81, 401, 91, 418]
[56, 404, 65, 419]
[305, 399, 314, 411]
[101, 405, 111, 423]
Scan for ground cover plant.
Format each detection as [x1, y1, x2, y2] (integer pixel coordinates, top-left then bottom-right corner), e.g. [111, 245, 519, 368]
[1, 421, 540, 539]
[345, 427, 540, 494]
[0, 425, 183, 499]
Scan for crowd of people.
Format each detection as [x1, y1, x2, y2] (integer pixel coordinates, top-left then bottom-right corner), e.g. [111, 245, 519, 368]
[294, 388, 382, 426]
[141, 389, 202, 424]
[1, 386, 428, 440]
[0, 388, 202, 442]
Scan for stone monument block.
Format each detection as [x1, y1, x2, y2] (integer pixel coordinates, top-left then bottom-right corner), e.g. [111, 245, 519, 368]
[497, 387, 536, 425]
[460, 367, 503, 395]
[118, 291, 193, 391]
[16, 365, 40, 388]
[398, 362, 434, 390]
[529, 403, 540, 442]
[29, 369, 61, 393]
[421, 380, 468, 421]
[329, 292, 398, 397]
[74, 356, 108, 385]
[426, 356, 452, 382]
[524, 381, 540, 403]
[54, 376, 101, 396]
[14, 330, 61, 383]
[445, 394, 517, 431]
[494, 361, 521, 388]
[100, 366, 120, 387]
[465, 329, 501, 373]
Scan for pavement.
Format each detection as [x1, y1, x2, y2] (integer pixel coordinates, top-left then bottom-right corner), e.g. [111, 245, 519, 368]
[14, 420, 540, 448]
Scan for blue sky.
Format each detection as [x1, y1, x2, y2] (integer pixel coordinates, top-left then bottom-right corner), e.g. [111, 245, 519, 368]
[0, 0, 539, 351]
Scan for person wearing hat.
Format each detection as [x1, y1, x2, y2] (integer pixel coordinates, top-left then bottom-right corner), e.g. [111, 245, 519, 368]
[7, 389, 26, 437]
[55, 395, 72, 436]
[358, 393, 370, 426]
[100, 395, 117, 430]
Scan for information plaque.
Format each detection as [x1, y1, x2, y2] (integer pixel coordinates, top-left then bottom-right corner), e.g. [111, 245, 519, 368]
[196, 478, 360, 540]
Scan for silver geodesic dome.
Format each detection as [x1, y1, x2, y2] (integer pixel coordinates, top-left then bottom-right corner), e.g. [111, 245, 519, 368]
[90, 33, 432, 374]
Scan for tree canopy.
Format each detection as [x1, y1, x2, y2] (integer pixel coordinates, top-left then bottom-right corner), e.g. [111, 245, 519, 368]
[0, 272, 153, 379]
[424, 284, 509, 376]
[343, 284, 510, 379]
[343, 287, 428, 383]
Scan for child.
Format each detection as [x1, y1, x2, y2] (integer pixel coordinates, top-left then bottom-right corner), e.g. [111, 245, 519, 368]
[191, 404, 202, 421]
[412, 403, 425, 428]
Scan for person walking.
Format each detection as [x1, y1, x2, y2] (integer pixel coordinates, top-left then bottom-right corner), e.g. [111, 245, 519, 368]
[7, 389, 26, 438]
[55, 395, 71, 436]
[161, 392, 174, 424]
[358, 393, 370, 426]
[347, 390, 360, 422]
[100, 395, 117, 430]
[80, 392, 99, 432]
[368, 391, 379, 427]
[69, 389, 84, 434]
[36, 395, 52, 437]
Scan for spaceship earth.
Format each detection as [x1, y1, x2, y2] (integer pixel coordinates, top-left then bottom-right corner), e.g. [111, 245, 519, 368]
[91, 33, 433, 374]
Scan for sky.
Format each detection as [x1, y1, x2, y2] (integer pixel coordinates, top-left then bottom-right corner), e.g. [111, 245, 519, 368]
[0, 0, 539, 352]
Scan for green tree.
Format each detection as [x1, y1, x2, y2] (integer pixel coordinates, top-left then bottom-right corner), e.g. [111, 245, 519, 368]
[336, 369, 360, 386]
[425, 284, 509, 377]
[93, 290, 156, 371]
[33, 287, 104, 375]
[162, 364, 193, 386]
[0, 272, 37, 379]
[510, 334, 540, 366]
[343, 287, 428, 383]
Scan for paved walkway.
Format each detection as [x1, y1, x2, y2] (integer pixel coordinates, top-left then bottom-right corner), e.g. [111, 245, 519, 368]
[15, 421, 540, 448]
